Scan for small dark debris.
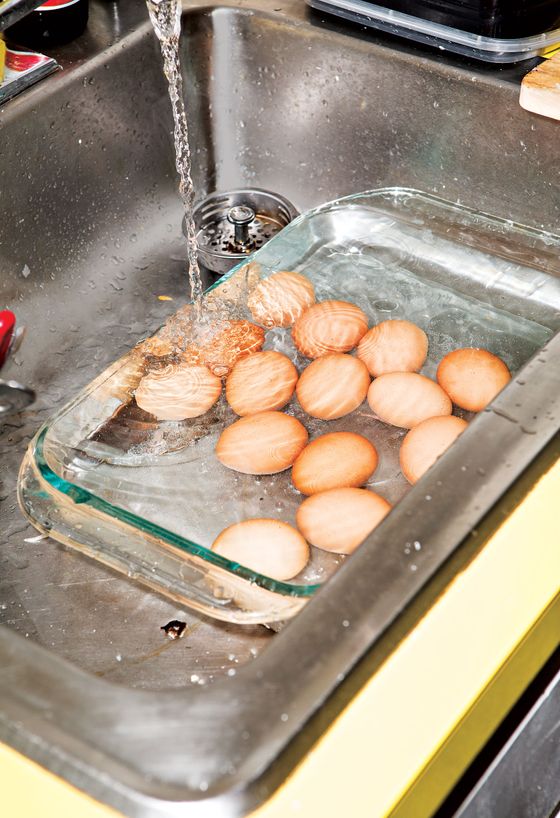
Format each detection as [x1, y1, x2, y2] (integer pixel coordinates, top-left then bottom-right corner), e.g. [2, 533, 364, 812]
[161, 620, 187, 639]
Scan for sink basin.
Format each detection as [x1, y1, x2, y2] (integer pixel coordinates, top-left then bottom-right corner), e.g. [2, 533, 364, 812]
[1, 1, 559, 815]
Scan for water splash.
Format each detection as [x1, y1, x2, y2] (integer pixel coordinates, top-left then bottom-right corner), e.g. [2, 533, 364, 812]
[146, 0, 203, 318]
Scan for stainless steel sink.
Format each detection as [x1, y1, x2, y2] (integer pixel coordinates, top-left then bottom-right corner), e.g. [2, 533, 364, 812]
[1, 1, 559, 815]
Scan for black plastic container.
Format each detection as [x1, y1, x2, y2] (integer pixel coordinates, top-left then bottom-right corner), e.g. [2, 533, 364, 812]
[308, 0, 560, 61]
[371, 0, 560, 39]
[7, 0, 89, 49]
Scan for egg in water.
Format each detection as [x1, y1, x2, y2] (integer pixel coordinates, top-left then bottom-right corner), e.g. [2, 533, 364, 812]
[296, 487, 391, 554]
[437, 348, 511, 412]
[135, 363, 222, 420]
[226, 351, 298, 416]
[292, 431, 378, 495]
[399, 415, 468, 484]
[183, 319, 265, 377]
[212, 518, 309, 581]
[216, 411, 308, 475]
[367, 372, 452, 428]
[357, 319, 428, 376]
[292, 300, 368, 359]
[296, 353, 370, 420]
[248, 270, 315, 328]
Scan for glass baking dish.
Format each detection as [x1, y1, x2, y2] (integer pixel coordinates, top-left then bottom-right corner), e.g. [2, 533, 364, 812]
[18, 189, 560, 624]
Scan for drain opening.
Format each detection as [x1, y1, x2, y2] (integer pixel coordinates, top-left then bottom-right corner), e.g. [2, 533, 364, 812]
[188, 188, 299, 275]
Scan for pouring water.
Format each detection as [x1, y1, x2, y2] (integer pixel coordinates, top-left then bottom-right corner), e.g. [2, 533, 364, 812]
[146, 0, 204, 319]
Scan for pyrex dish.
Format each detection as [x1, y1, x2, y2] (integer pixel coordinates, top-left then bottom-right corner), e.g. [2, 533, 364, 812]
[18, 188, 560, 624]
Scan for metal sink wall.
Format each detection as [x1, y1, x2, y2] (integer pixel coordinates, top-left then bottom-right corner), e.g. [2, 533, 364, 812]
[1, 1, 559, 815]
[183, 8, 560, 230]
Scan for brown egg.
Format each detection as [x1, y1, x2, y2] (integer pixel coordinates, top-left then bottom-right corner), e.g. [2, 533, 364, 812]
[134, 363, 222, 421]
[95, 354, 145, 404]
[296, 353, 370, 420]
[248, 270, 316, 328]
[367, 372, 452, 429]
[212, 518, 309, 580]
[292, 300, 368, 359]
[225, 351, 298, 416]
[399, 415, 468, 484]
[216, 411, 308, 475]
[138, 336, 175, 358]
[183, 319, 265, 377]
[437, 348, 511, 412]
[296, 487, 391, 555]
[357, 319, 428, 376]
[292, 432, 378, 495]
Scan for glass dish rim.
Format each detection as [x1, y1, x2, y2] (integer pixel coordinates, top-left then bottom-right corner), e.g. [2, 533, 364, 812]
[30, 186, 560, 599]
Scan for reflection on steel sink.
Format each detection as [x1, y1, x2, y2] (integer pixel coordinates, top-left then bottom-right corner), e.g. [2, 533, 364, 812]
[0, 1, 559, 816]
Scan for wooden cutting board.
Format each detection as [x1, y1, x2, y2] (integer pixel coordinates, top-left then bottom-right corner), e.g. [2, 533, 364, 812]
[520, 52, 560, 120]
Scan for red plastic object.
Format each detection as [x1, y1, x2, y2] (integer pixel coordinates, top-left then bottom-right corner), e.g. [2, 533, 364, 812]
[0, 310, 16, 370]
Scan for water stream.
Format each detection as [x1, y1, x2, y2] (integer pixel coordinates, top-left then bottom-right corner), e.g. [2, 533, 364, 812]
[146, 0, 204, 318]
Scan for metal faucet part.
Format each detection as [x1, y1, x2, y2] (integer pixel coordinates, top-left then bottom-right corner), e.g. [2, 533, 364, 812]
[0, 309, 35, 417]
[0, 378, 35, 416]
[0, 310, 15, 369]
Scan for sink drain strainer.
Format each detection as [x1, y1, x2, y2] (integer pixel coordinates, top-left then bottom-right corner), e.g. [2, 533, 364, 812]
[189, 188, 299, 275]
